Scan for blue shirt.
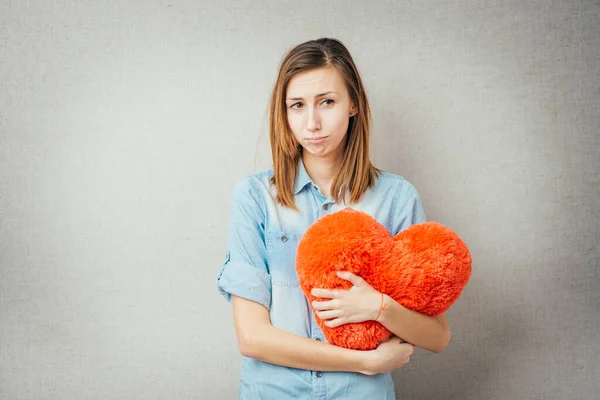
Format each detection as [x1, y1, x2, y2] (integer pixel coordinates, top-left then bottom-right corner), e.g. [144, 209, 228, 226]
[216, 160, 426, 400]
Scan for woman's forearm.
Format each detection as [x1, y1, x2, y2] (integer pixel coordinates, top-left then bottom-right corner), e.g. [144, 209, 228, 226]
[240, 322, 373, 374]
[232, 295, 375, 373]
[378, 294, 451, 353]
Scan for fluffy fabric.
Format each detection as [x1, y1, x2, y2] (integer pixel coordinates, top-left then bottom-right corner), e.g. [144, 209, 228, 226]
[296, 208, 472, 350]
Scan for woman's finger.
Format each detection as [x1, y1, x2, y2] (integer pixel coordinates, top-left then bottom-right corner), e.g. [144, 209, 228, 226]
[337, 271, 366, 286]
[311, 288, 339, 298]
[324, 318, 344, 328]
[316, 309, 343, 320]
[312, 300, 336, 310]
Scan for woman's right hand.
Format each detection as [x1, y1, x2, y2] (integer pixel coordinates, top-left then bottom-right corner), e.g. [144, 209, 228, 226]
[363, 336, 414, 375]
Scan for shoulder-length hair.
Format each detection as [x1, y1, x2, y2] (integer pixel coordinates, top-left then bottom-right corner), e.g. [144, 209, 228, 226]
[269, 38, 380, 211]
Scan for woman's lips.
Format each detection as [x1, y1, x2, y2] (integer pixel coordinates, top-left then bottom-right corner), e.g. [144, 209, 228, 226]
[306, 136, 327, 144]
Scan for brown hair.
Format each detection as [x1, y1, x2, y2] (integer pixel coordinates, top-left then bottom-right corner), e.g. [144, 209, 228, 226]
[269, 38, 380, 211]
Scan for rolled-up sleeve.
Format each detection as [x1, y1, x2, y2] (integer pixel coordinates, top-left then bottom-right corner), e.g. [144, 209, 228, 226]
[216, 177, 272, 310]
[391, 179, 427, 235]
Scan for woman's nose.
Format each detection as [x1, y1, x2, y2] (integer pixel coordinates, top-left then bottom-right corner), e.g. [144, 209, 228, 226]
[306, 109, 321, 132]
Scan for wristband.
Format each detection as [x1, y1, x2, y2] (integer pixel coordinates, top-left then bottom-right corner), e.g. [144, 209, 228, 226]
[375, 292, 388, 321]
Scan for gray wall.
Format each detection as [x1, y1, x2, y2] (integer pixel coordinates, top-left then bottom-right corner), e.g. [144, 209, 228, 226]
[1, 1, 598, 399]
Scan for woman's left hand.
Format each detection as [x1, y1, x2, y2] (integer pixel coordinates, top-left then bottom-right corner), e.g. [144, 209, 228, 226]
[311, 271, 382, 328]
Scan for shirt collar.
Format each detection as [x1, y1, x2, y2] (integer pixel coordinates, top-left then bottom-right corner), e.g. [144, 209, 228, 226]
[294, 159, 313, 194]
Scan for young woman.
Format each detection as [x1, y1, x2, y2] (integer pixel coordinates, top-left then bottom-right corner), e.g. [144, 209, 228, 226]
[216, 38, 450, 399]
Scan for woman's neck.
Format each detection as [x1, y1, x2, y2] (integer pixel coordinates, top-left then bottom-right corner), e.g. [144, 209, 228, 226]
[302, 151, 342, 198]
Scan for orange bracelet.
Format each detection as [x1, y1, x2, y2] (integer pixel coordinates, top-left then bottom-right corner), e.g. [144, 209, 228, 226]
[375, 293, 387, 321]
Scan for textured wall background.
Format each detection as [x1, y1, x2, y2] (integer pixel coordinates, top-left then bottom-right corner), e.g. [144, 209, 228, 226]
[1, 1, 598, 399]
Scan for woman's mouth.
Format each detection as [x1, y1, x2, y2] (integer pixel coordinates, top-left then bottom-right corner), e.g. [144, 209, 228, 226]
[306, 136, 327, 144]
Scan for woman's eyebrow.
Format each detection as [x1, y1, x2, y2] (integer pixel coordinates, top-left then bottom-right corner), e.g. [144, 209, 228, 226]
[286, 91, 339, 101]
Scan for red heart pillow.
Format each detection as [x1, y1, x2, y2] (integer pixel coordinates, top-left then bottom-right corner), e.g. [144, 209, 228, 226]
[296, 208, 472, 350]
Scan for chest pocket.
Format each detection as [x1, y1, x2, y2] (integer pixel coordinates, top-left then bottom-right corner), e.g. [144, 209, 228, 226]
[266, 231, 303, 286]
[265, 231, 309, 336]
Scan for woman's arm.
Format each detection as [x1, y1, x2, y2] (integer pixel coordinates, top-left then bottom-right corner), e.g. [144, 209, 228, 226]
[231, 295, 414, 374]
[378, 295, 451, 354]
[311, 272, 451, 354]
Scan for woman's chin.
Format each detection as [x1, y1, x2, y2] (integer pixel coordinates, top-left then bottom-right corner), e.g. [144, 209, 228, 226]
[303, 147, 332, 158]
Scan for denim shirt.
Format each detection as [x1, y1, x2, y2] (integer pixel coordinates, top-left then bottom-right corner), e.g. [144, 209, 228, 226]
[216, 160, 426, 400]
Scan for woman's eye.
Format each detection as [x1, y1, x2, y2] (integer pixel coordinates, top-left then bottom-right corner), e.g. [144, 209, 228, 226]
[290, 103, 304, 110]
[321, 99, 334, 106]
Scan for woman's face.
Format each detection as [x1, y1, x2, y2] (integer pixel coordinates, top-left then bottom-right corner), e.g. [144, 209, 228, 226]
[285, 66, 356, 162]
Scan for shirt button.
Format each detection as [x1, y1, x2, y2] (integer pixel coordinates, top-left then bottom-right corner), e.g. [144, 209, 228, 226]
[322, 204, 330, 211]
[316, 371, 323, 378]
[281, 235, 288, 242]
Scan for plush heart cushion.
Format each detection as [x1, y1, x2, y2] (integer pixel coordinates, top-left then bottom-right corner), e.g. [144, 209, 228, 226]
[296, 208, 472, 350]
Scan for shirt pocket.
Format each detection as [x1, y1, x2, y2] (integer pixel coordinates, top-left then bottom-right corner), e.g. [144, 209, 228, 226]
[265, 231, 309, 337]
[265, 231, 302, 286]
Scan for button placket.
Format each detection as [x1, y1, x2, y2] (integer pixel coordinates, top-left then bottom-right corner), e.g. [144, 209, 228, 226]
[315, 337, 323, 377]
